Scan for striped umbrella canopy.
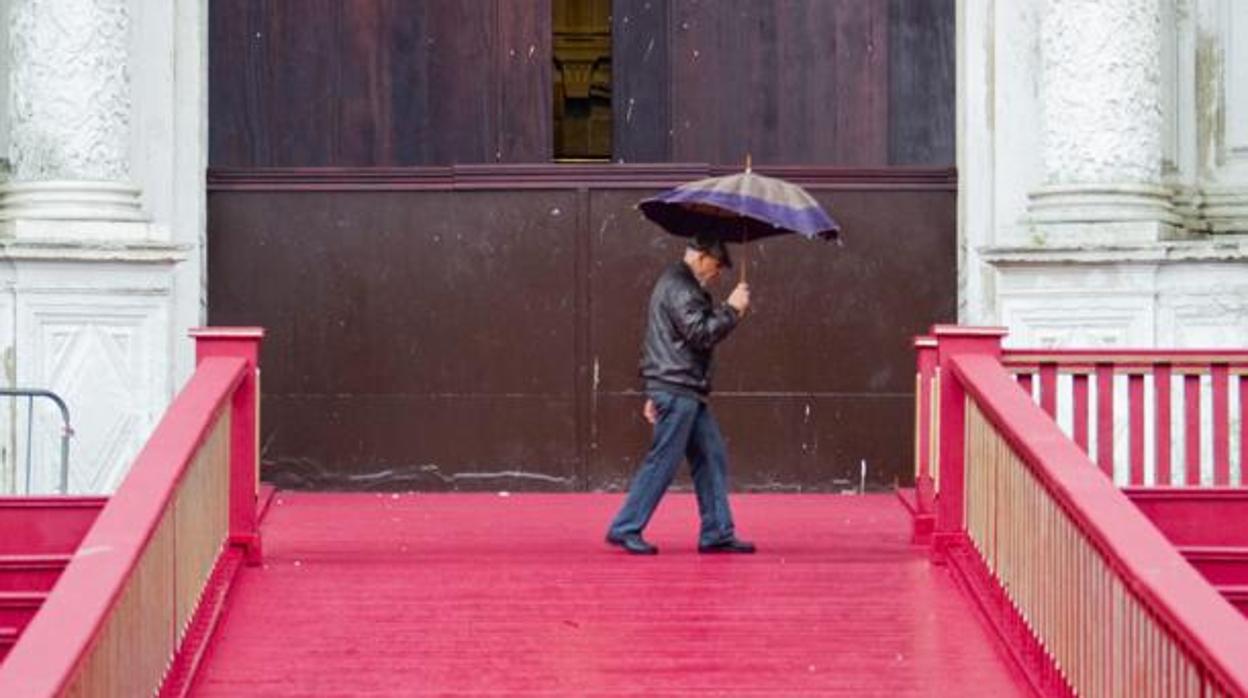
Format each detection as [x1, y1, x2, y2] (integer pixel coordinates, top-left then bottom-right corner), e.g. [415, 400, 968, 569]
[638, 166, 841, 244]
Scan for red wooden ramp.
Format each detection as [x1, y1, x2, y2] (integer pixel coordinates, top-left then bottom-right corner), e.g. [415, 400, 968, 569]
[189, 493, 1031, 696]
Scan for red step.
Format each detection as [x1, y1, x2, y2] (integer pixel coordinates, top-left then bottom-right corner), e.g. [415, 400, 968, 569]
[1219, 585, 1248, 618]
[0, 497, 106, 555]
[0, 592, 47, 633]
[0, 626, 17, 664]
[1180, 547, 1248, 586]
[0, 554, 71, 592]
[1124, 487, 1248, 547]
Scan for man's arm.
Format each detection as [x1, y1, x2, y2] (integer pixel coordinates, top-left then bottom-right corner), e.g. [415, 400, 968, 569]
[668, 285, 740, 351]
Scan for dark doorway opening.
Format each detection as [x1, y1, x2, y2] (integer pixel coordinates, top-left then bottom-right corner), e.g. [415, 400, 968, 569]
[553, 0, 613, 160]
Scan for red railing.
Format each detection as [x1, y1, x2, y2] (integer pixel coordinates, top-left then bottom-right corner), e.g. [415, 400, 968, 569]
[1003, 349, 1248, 487]
[916, 327, 1248, 697]
[0, 328, 264, 697]
[916, 338, 1248, 493]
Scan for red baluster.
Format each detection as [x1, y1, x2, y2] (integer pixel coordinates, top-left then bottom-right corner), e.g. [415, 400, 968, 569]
[1185, 373, 1202, 486]
[1128, 373, 1144, 486]
[1212, 364, 1230, 486]
[1096, 364, 1114, 478]
[1040, 364, 1058, 418]
[1074, 373, 1089, 453]
[1155, 365, 1172, 486]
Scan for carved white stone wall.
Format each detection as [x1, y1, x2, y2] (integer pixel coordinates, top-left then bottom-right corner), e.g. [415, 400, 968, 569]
[0, 0, 207, 494]
[0, 246, 181, 494]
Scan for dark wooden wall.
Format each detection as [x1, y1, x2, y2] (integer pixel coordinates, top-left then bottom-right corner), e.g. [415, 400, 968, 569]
[210, 0, 553, 166]
[210, 0, 954, 167]
[207, 167, 956, 491]
[206, 0, 958, 491]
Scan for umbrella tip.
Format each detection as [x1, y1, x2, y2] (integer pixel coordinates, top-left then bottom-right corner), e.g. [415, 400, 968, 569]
[745, 153, 752, 173]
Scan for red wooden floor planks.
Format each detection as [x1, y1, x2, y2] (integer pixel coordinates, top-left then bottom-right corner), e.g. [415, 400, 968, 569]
[189, 493, 1032, 697]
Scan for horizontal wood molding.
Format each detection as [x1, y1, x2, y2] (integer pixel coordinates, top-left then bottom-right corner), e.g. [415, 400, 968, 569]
[207, 165, 958, 192]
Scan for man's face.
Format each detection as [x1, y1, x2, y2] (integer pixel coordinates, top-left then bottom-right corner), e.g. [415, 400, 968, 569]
[691, 252, 724, 286]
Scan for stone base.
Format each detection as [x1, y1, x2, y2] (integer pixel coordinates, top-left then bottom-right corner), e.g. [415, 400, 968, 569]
[1202, 184, 1248, 234]
[0, 241, 186, 494]
[1025, 184, 1181, 246]
[0, 181, 150, 242]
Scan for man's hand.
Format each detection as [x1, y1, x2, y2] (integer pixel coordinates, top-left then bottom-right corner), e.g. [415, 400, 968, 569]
[727, 282, 751, 317]
[643, 398, 657, 425]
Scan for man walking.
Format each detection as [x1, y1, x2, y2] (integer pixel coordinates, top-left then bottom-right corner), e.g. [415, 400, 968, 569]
[605, 235, 755, 555]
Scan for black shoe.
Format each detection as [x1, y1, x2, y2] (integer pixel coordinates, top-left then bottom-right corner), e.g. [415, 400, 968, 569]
[698, 537, 756, 554]
[605, 533, 658, 555]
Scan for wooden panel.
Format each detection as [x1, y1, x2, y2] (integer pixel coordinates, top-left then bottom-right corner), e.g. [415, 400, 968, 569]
[888, 0, 956, 165]
[209, 0, 954, 167]
[499, 0, 553, 161]
[209, 170, 955, 490]
[613, 0, 671, 162]
[269, 0, 341, 167]
[832, 0, 890, 165]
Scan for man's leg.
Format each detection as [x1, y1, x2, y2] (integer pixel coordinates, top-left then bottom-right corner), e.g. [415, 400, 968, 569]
[687, 404, 738, 546]
[607, 392, 699, 539]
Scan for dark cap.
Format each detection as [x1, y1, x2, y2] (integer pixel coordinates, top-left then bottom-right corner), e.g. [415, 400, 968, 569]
[688, 234, 733, 269]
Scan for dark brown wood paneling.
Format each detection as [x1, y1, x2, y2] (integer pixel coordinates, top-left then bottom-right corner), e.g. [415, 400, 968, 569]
[498, 0, 553, 162]
[832, 0, 890, 165]
[613, 0, 671, 162]
[889, 0, 956, 165]
[426, 0, 497, 164]
[210, 0, 954, 167]
[209, 167, 956, 491]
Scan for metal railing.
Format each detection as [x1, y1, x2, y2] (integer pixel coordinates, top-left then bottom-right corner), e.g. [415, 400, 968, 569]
[2, 388, 73, 494]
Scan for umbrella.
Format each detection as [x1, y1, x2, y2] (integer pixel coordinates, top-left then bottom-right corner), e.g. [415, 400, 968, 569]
[638, 156, 841, 281]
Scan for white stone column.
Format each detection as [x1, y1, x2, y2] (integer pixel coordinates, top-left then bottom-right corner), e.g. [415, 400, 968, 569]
[0, 0, 147, 238]
[1026, 0, 1179, 244]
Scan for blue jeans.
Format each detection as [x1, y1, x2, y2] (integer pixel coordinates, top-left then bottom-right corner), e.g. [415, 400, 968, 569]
[607, 390, 736, 546]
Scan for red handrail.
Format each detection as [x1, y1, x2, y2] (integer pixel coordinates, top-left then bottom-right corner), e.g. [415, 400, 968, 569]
[953, 352, 1248, 695]
[0, 327, 264, 697]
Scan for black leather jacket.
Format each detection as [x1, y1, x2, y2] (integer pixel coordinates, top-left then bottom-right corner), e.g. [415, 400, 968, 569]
[640, 262, 739, 397]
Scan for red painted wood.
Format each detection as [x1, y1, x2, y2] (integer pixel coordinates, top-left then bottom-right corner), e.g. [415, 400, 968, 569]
[1180, 547, 1248, 586]
[1096, 364, 1114, 476]
[1211, 365, 1230, 485]
[0, 592, 47, 633]
[1155, 365, 1172, 486]
[932, 326, 1007, 542]
[944, 535, 1074, 698]
[1185, 375, 1202, 486]
[159, 549, 245, 698]
[949, 355, 1248, 695]
[1004, 348, 1248, 363]
[1073, 373, 1089, 452]
[1242, 375, 1248, 486]
[1128, 374, 1145, 485]
[1039, 364, 1057, 418]
[0, 357, 247, 697]
[192, 328, 265, 563]
[189, 493, 1033, 697]
[0, 498, 106, 555]
[1124, 488, 1248, 548]
[1016, 372, 1033, 396]
[1220, 586, 1248, 618]
[0, 626, 17, 662]
[0, 555, 70, 592]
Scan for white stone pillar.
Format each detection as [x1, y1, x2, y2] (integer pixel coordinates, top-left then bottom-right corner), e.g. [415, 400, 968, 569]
[0, 0, 147, 238]
[1026, 0, 1179, 244]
